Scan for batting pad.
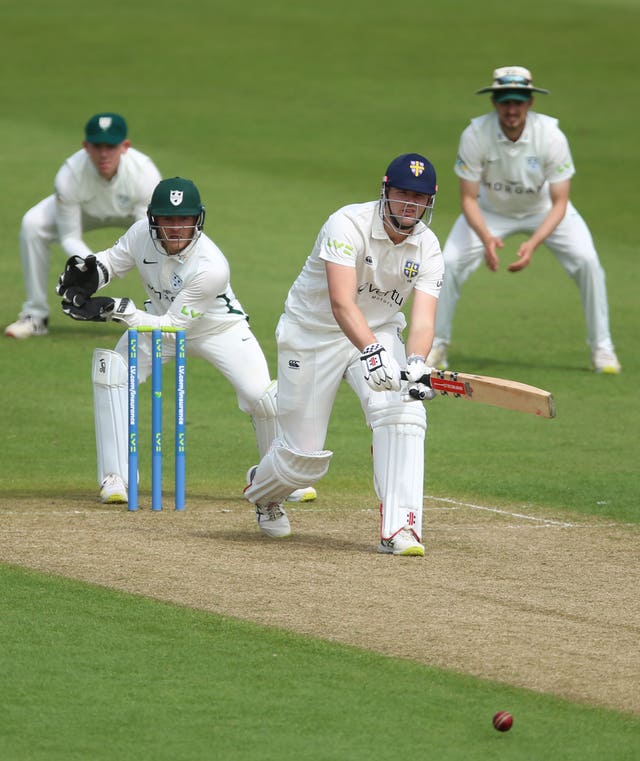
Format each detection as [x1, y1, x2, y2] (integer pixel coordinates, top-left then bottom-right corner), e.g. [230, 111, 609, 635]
[92, 349, 129, 487]
[370, 401, 426, 541]
[251, 381, 279, 458]
[245, 438, 332, 506]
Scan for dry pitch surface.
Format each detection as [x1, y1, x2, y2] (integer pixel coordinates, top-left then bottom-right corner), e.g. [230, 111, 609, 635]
[1, 494, 638, 715]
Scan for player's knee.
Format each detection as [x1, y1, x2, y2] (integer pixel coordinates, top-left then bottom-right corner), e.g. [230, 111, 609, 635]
[367, 399, 426, 431]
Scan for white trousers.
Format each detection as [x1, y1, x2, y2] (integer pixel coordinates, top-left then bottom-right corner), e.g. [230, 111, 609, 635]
[273, 313, 427, 540]
[434, 202, 615, 352]
[18, 195, 132, 320]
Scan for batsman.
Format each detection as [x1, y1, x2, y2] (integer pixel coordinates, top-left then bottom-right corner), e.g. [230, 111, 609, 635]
[244, 154, 444, 556]
[56, 177, 315, 508]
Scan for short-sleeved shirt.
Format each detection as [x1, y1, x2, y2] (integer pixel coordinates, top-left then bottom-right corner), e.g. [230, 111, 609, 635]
[96, 219, 247, 338]
[454, 112, 575, 219]
[54, 147, 162, 257]
[284, 200, 443, 332]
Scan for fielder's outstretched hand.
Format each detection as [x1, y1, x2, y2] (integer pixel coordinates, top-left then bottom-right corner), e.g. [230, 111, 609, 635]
[56, 254, 103, 302]
[402, 355, 436, 402]
[360, 342, 402, 392]
[61, 296, 133, 323]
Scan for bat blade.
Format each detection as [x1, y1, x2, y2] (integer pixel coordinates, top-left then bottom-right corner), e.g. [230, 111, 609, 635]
[401, 369, 556, 418]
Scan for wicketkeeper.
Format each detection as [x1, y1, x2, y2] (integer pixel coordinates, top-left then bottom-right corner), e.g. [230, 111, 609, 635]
[56, 177, 315, 507]
[244, 154, 444, 556]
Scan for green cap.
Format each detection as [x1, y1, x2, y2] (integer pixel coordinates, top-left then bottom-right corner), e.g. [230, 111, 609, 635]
[148, 178, 204, 216]
[84, 113, 128, 145]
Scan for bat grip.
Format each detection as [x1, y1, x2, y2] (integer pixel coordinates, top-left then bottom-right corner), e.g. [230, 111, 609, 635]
[400, 370, 433, 400]
[400, 370, 432, 386]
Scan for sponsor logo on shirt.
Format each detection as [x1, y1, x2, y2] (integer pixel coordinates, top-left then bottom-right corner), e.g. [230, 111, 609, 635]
[357, 282, 404, 308]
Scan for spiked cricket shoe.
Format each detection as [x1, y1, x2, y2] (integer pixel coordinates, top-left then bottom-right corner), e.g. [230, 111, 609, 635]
[100, 474, 128, 504]
[255, 502, 291, 538]
[378, 528, 425, 557]
[591, 349, 621, 374]
[5, 315, 49, 339]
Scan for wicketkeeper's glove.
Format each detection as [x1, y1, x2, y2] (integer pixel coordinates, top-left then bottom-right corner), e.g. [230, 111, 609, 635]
[61, 296, 135, 323]
[360, 342, 402, 392]
[56, 254, 106, 302]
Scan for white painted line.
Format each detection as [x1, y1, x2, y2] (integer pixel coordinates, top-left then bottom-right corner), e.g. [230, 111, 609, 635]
[424, 495, 576, 527]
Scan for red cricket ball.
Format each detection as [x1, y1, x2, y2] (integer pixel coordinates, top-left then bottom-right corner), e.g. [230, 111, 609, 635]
[492, 711, 513, 732]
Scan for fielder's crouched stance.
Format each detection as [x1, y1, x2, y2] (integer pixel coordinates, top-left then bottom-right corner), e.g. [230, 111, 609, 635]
[57, 177, 315, 509]
[244, 154, 444, 556]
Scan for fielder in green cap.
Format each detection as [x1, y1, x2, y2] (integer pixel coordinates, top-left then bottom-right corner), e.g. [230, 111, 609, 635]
[5, 113, 161, 340]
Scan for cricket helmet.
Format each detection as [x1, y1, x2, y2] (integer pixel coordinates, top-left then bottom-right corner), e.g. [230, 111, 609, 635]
[380, 153, 437, 233]
[147, 177, 206, 260]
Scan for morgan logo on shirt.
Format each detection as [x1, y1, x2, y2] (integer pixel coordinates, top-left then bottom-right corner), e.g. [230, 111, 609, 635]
[403, 260, 420, 281]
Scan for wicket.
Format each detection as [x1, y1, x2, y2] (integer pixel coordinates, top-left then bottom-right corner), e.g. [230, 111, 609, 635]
[128, 326, 186, 512]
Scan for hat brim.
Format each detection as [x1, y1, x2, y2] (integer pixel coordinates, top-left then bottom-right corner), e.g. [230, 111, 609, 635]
[476, 85, 550, 95]
[85, 135, 126, 146]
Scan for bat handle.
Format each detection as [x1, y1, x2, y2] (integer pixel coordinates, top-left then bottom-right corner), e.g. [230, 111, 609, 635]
[400, 370, 433, 387]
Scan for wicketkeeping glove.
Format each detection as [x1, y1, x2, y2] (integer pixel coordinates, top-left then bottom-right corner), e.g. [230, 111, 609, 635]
[360, 342, 401, 392]
[56, 254, 105, 301]
[61, 296, 134, 323]
[402, 354, 436, 402]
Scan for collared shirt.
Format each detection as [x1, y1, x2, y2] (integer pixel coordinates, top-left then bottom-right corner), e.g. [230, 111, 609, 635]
[96, 219, 247, 337]
[54, 147, 162, 258]
[284, 200, 443, 332]
[454, 111, 575, 219]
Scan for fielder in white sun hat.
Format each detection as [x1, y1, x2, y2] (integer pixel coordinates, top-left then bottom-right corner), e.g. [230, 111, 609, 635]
[476, 65, 550, 102]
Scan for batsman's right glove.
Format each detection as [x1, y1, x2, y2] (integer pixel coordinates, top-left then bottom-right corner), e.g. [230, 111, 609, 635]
[402, 355, 436, 402]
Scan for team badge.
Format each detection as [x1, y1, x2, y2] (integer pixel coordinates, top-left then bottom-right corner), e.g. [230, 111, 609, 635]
[410, 160, 425, 177]
[98, 116, 113, 131]
[403, 259, 420, 280]
[170, 190, 184, 206]
[171, 273, 183, 290]
[527, 156, 539, 169]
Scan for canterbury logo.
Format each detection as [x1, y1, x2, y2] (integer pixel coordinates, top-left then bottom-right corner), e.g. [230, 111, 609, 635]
[170, 190, 184, 206]
[410, 160, 425, 177]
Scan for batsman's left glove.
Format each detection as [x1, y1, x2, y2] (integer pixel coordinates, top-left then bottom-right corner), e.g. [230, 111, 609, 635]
[402, 355, 436, 402]
[61, 296, 134, 323]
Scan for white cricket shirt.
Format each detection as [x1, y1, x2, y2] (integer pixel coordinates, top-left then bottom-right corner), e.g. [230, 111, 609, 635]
[284, 201, 443, 332]
[96, 219, 247, 338]
[55, 147, 162, 257]
[454, 112, 575, 219]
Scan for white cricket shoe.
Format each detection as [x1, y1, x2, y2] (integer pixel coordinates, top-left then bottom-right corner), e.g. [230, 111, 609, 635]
[4, 315, 49, 339]
[255, 502, 291, 538]
[245, 465, 317, 503]
[426, 343, 449, 370]
[100, 474, 128, 504]
[591, 349, 621, 374]
[285, 486, 317, 503]
[378, 528, 425, 557]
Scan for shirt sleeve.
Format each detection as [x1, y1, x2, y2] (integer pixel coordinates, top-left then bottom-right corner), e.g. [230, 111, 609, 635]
[454, 124, 483, 181]
[317, 211, 361, 267]
[54, 163, 95, 258]
[544, 127, 575, 184]
[131, 157, 162, 219]
[414, 238, 445, 299]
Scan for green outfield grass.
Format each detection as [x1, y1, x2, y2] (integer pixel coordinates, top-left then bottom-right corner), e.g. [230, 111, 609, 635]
[1, 0, 638, 758]
[2, 565, 638, 761]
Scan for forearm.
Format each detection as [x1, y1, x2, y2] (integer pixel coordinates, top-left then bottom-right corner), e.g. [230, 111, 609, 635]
[331, 302, 377, 351]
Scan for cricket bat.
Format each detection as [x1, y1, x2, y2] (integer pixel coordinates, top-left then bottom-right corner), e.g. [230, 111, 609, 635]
[400, 369, 556, 418]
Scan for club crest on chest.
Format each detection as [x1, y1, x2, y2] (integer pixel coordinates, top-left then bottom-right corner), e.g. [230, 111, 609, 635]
[403, 260, 420, 281]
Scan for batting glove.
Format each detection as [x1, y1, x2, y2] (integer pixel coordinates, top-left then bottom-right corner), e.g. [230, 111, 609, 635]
[360, 342, 402, 392]
[402, 354, 436, 402]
